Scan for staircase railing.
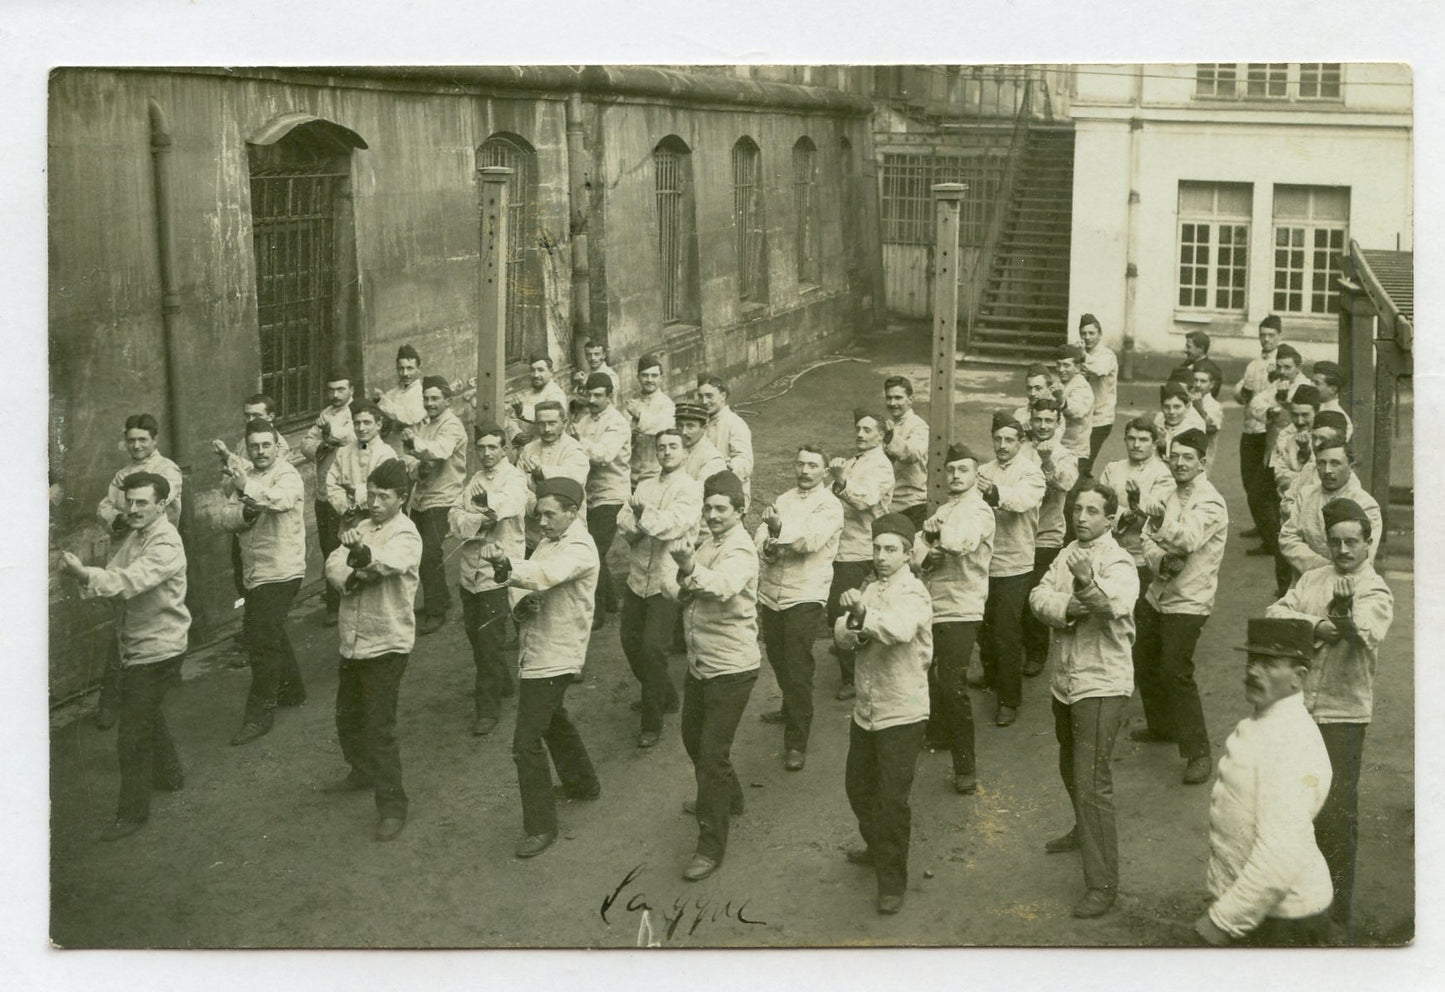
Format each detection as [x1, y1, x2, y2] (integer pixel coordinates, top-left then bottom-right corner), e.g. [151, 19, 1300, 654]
[962, 76, 1034, 356]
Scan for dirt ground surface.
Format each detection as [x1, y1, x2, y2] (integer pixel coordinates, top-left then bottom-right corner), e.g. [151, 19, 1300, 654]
[49, 325, 1414, 949]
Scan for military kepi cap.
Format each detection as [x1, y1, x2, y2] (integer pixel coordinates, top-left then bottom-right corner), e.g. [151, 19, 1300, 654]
[674, 401, 708, 423]
[1235, 617, 1315, 663]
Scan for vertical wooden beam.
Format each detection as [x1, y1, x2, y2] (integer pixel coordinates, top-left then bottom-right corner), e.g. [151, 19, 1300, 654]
[929, 183, 966, 508]
[477, 167, 512, 432]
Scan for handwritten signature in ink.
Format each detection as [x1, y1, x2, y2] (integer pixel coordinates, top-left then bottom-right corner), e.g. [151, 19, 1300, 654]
[600, 863, 768, 944]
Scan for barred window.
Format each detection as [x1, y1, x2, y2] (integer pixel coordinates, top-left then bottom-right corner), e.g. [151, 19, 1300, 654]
[1177, 181, 1252, 312]
[793, 137, 819, 286]
[478, 133, 543, 361]
[247, 127, 354, 423]
[1272, 185, 1350, 315]
[880, 152, 1002, 247]
[732, 137, 768, 303]
[654, 136, 699, 324]
[1299, 63, 1343, 100]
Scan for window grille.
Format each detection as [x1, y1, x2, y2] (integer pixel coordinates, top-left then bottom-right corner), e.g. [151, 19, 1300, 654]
[1272, 185, 1350, 315]
[793, 138, 819, 285]
[478, 135, 541, 359]
[732, 138, 767, 302]
[1176, 181, 1252, 313]
[655, 146, 684, 322]
[880, 152, 1002, 247]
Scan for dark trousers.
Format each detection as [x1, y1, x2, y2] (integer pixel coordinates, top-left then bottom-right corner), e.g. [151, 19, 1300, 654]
[681, 670, 758, 861]
[242, 577, 304, 723]
[115, 654, 185, 823]
[410, 506, 451, 619]
[1258, 467, 1282, 557]
[620, 587, 680, 733]
[335, 652, 409, 820]
[97, 639, 123, 716]
[315, 501, 342, 614]
[1240, 433, 1271, 540]
[461, 585, 513, 719]
[1316, 721, 1368, 927]
[1237, 912, 1332, 947]
[513, 674, 599, 837]
[759, 602, 822, 752]
[1132, 604, 1210, 759]
[827, 560, 873, 686]
[928, 621, 979, 777]
[1133, 566, 1153, 628]
[899, 503, 928, 528]
[979, 572, 1031, 708]
[586, 503, 622, 613]
[845, 718, 925, 898]
[1023, 547, 1064, 672]
[1084, 424, 1113, 478]
[1053, 694, 1127, 893]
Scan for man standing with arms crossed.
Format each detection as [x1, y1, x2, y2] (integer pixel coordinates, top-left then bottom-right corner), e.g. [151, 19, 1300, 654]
[913, 443, 994, 795]
[218, 420, 307, 746]
[323, 458, 423, 842]
[755, 444, 845, 772]
[617, 427, 702, 747]
[1268, 498, 1393, 938]
[401, 375, 468, 635]
[1133, 428, 1226, 785]
[572, 373, 632, 625]
[449, 423, 528, 736]
[300, 369, 356, 626]
[58, 472, 189, 840]
[883, 375, 930, 528]
[1029, 481, 1139, 919]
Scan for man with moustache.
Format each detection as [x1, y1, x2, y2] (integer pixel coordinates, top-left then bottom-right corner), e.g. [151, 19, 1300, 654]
[1029, 482, 1139, 919]
[1279, 439, 1383, 581]
[218, 420, 308, 745]
[507, 354, 570, 447]
[571, 372, 632, 625]
[883, 375, 930, 528]
[674, 401, 729, 483]
[755, 444, 845, 771]
[1077, 314, 1118, 475]
[975, 412, 1046, 727]
[1020, 399, 1079, 679]
[697, 376, 754, 509]
[625, 353, 676, 488]
[300, 369, 357, 625]
[1193, 617, 1333, 947]
[913, 443, 994, 795]
[1133, 428, 1226, 786]
[401, 375, 468, 635]
[825, 409, 896, 702]
[1267, 499, 1394, 936]
[449, 423, 528, 736]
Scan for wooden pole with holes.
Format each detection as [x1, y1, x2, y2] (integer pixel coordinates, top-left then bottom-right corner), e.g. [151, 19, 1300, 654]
[476, 167, 512, 432]
[928, 183, 966, 507]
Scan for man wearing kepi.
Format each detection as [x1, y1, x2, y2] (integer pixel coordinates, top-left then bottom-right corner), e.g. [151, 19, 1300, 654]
[1267, 498, 1393, 936]
[668, 471, 759, 881]
[1194, 617, 1333, 947]
[912, 443, 994, 795]
[449, 423, 528, 736]
[300, 369, 357, 625]
[1029, 481, 1139, 919]
[57, 472, 189, 841]
[755, 444, 845, 772]
[478, 477, 602, 860]
[835, 513, 932, 915]
[826, 409, 896, 701]
[218, 419, 308, 746]
[1134, 427, 1226, 785]
[883, 375, 930, 528]
[975, 411, 1046, 727]
[401, 374, 468, 635]
[323, 458, 423, 842]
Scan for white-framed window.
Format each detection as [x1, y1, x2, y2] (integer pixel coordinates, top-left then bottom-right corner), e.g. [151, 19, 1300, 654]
[1177, 181, 1252, 313]
[1272, 185, 1350, 316]
[1194, 63, 1343, 102]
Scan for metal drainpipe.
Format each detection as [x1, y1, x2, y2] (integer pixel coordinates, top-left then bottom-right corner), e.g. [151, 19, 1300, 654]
[1120, 67, 1144, 382]
[566, 92, 591, 369]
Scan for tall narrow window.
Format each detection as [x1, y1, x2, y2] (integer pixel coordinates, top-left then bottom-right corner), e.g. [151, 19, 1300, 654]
[793, 137, 819, 286]
[1176, 181, 1252, 313]
[839, 136, 861, 279]
[478, 133, 542, 360]
[247, 119, 360, 423]
[732, 137, 768, 303]
[1273, 185, 1350, 315]
[654, 136, 699, 324]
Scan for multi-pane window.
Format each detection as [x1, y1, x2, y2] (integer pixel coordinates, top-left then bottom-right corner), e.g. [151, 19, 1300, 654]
[793, 137, 819, 285]
[732, 137, 768, 303]
[248, 129, 351, 423]
[478, 134, 541, 360]
[879, 152, 1002, 247]
[1272, 185, 1350, 315]
[1177, 181, 1252, 312]
[654, 137, 698, 324]
[1195, 63, 1343, 102]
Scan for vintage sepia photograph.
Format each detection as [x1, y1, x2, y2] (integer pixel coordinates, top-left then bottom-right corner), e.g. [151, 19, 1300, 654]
[42, 59, 1416, 955]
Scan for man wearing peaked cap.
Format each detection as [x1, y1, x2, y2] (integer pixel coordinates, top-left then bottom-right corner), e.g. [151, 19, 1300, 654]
[913, 441, 993, 795]
[834, 507, 932, 915]
[1133, 419, 1227, 785]
[674, 401, 728, 483]
[1268, 496, 1394, 934]
[1195, 617, 1334, 946]
[625, 352, 676, 487]
[571, 370, 632, 624]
